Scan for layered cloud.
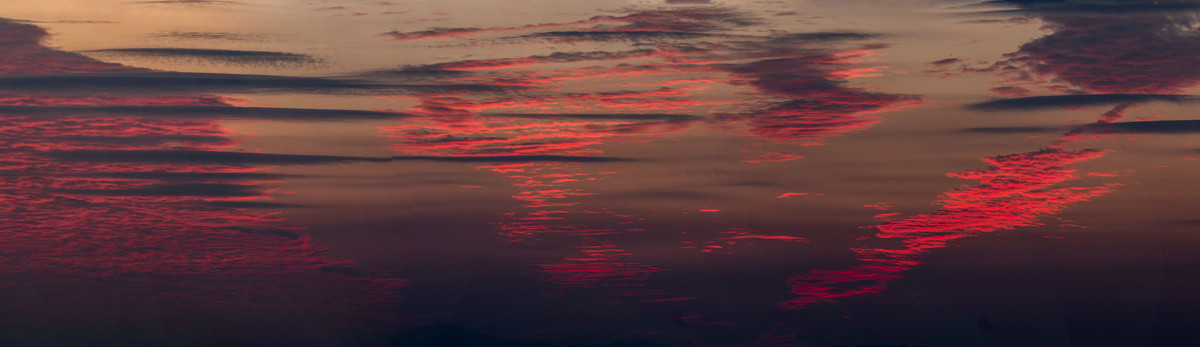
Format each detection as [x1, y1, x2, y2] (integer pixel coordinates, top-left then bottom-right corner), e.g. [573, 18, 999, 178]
[0, 105, 408, 121]
[0, 71, 509, 95]
[0, 19, 404, 341]
[372, 7, 918, 306]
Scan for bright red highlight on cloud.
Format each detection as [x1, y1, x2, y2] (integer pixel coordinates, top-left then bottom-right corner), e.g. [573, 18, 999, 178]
[0, 19, 402, 331]
[379, 7, 918, 305]
[782, 148, 1117, 308]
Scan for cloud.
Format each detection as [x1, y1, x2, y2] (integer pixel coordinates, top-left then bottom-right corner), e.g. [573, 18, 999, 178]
[963, 126, 1060, 133]
[0, 19, 129, 75]
[54, 182, 262, 197]
[0, 105, 408, 121]
[377, 8, 912, 152]
[504, 30, 721, 43]
[393, 155, 630, 162]
[986, 0, 1200, 13]
[966, 94, 1200, 111]
[367, 8, 919, 302]
[43, 149, 390, 165]
[405, 49, 665, 71]
[37, 135, 234, 147]
[480, 113, 699, 121]
[0, 18, 405, 338]
[1070, 120, 1200, 134]
[380, 9, 757, 42]
[960, 4, 1200, 95]
[766, 32, 882, 42]
[784, 148, 1117, 308]
[231, 225, 302, 239]
[716, 54, 921, 144]
[151, 31, 268, 42]
[79, 171, 296, 181]
[0, 71, 511, 95]
[43, 149, 629, 165]
[82, 48, 319, 66]
[379, 27, 490, 41]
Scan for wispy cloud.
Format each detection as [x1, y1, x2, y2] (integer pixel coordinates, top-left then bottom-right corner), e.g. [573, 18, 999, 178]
[784, 149, 1117, 308]
[82, 48, 320, 66]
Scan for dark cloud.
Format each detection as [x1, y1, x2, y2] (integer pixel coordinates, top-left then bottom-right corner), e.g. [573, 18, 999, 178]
[83, 48, 319, 66]
[716, 53, 920, 144]
[408, 49, 664, 71]
[151, 31, 268, 42]
[0, 71, 509, 95]
[1071, 120, 1200, 134]
[987, 0, 1200, 13]
[80, 171, 296, 181]
[365, 67, 470, 80]
[43, 149, 629, 165]
[379, 27, 486, 41]
[43, 150, 393, 165]
[210, 201, 305, 209]
[506, 30, 719, 43]
[767, 32, 881, 42]
[231, 226, 302, 239]
[0, 105, 408, 121]
[961, 3, 1200, 95]
[480, 113, 699, 121]
[0, 19, 129, 75]
[381, 9, 757, 43]
[964, 126, 1060, 133]
[0, 18, 405, 339]
[36, 135, 233, 147]
[399, 155, 630, 163]
[54, 183, 261, 197]
[966, 94, 1200, 111]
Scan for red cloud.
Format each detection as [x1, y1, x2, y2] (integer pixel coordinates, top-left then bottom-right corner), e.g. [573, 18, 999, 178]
[0, 19, 403, 339]
[782, 148, 1117, 308]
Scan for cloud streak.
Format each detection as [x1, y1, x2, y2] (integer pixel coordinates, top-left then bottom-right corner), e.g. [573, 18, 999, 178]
[0, 71, 509, 95]
[0, 105, 408, 121]
[43, 149, 629, 164]
[784, 148, 1117, 308]
[1070, 120, 1200, 134]
[82, 48, 319, 66]
[967, 94, 1200, 111]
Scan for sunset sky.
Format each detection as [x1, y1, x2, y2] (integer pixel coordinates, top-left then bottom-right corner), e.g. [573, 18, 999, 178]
[1, 0, 1199, 346]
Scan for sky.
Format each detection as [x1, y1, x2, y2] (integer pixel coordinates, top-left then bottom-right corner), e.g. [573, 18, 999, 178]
[1, 0, 1200, 346]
